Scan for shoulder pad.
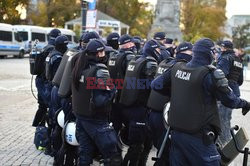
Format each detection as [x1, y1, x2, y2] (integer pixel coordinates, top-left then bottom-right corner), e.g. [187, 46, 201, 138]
[50, 54, 62, 63]
[146, 56, 157, 62]
[213, 69, 225, 79]
[96, 63, 108, 69]
[167, 57, 175, 61]
[42, 45, 54, 53]
[145, 61, 158, 76]
[109, 51, 118, 58]
[51, 50, 62, 57]
[160, 57, 174, 64]
[206, 65, 216, 71]
[109, 50, 118, 56]
[176, 59, 187, 63]
[126, 54, 135, 61]
[134, 55, 142, 60]
[96, 67, 110, 79]
[146, 61, 158, 69]
[212, 69, 230, 92]
[124, 50, 134, 55]
[65, 49, 79, 57]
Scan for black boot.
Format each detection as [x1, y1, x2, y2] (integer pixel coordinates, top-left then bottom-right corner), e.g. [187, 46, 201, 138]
[32, 107, 47, 127]
[138, 139, 153, 166]
[122, 144, 143, 166]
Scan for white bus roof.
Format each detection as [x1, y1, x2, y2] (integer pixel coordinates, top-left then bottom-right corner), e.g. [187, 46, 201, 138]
[14, 25, 47, 33]
[59, 28, 76, 36]
[44, 27, 75, 36]
[0, 23, 14, 31]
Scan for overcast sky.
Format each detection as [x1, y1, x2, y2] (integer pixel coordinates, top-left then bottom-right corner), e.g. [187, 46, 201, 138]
[143, 0, 250, 18]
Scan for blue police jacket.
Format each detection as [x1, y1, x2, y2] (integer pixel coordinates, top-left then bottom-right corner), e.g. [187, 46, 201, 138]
[217, 50, 243, 97]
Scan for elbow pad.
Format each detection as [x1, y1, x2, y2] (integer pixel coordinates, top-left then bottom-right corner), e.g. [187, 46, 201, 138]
[144, 61, 158, 77]
[96, 64, 113, 89]
[213, 69, 231, 93]
[126, 53, 136, 61]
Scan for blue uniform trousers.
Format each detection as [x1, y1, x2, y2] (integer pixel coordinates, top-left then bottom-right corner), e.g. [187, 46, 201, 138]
[122, 106, 151, 166]
[170, 130, 221, 166]
[149, 111, 170, 166]
[33, 76, 48, 127]
[217, 101, 232, 147]
[76, 115, 119, 166]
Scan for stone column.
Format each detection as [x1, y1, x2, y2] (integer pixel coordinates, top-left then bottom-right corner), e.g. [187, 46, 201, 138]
[149, 0, 182, 41]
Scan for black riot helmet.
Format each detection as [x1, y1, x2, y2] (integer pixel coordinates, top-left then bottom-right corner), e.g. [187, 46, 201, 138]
[107, 32, 120, 50]
[143, 39, 161, 61]
[55, 35, 69, 54]
[86, 39, 109, 64]
[49, 28, 61, 40]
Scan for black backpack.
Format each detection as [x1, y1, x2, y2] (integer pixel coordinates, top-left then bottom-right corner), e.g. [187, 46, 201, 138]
[30, 44, 54, 75]
[34, 126, 49, 150]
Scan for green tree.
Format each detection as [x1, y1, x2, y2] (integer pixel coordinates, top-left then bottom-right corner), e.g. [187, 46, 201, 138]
[232, 23, 250, 48]
[181, 0, 226, 42]
[28, 1, 48, 26]
[0, 0, 29, 24]
[28, 0, 80, 27]
[97, 0, 153, 38]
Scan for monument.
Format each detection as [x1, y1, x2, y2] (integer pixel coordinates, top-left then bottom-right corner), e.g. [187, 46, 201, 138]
[149, 0, 182, 41]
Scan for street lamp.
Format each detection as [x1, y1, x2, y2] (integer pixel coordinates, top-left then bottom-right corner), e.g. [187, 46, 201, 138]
[81, 0, 89, 34]
[81, 0, 95, 34]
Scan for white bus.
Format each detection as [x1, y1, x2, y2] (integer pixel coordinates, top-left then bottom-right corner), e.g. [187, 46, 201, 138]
[0, 23, 24, 58]
[14, 25, 48, 53]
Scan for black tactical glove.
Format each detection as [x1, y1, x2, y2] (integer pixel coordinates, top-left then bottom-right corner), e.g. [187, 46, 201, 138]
[242, 101, 250, 116]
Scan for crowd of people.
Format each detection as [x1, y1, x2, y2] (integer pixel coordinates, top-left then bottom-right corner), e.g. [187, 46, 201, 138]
[30, 29, 250, 166]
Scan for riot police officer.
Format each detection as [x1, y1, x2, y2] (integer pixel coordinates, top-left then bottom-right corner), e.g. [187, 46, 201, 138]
[133, 36, 143, 55]
[82, 31, 100, 49]
[72, 39, 122, 165]
[134, 36, 145, 53]
[45, 35, 69, 156]
[147, 41, 193, 166]
[151, 38, 250, 166]
[32, 28, 61, 127]
[119, 39, 158, 165]
[164, 38, 176, 57]
[118, 34, 137, 54]
[53, 33, 102, 165]
[76, 33, 87, 50]
[153, 32, 166, 46]
[46, 35, 69, 82]
[142, 39, 165, 64]
[108, 34, 136, 133]
[216, 40, 244, 146]
[153, 32, 171, 60]
[107, 32, 120, 50]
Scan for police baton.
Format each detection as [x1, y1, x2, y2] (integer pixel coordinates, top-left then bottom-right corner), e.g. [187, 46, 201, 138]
[152, 126, 171, 161]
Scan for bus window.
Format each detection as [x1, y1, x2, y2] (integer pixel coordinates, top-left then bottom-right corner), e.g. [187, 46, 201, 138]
[74, 36, 78, 43]
[17, 31, 28, 41]
[14, 32, 21, 42]
[32, 32, 46, 42]
[66, 35, 72, 42]
[0, 30, 12, 41]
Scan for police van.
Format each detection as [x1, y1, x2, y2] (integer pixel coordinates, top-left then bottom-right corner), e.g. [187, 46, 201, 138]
[0, 23, 23, 58]
[14, 25, 48, 54]
[45, 27, 78, 48]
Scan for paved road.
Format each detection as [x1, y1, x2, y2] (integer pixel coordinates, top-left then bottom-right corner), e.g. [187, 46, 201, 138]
[0, 58, 249, 166]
